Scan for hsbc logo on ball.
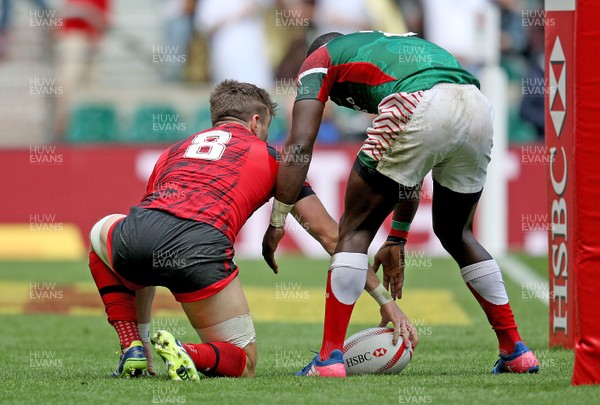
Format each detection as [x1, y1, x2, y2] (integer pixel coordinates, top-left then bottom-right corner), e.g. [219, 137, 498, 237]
[345, 347, 387, 367]
[345, 351, 372, 368]
[373, 348, 387, 357]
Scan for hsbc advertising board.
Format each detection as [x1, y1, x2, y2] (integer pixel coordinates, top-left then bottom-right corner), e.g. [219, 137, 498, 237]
[545, 1, 576, 348]
[0, 144, 548, 261]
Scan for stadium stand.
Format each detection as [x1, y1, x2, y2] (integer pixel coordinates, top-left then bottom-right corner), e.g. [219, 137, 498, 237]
[66, 103, 119, 143]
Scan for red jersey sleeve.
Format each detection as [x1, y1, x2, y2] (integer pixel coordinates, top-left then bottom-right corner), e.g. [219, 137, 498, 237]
[295, 46, 334, 104]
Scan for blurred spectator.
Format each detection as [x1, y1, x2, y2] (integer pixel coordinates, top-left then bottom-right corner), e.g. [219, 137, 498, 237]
[312, 0, 410, 36]
[396, 0, 424, 34]
[518, 55, 543, 139]
[160, 0, 195, 82]
[519, 1, 545, 139]
[421, 0, 493, 69]
[496, 0, 528, 57]
[312, 0, 371, 35]
[186, 35, 211, 83]
[55, 0, 110, 88]
[494, 0, 529, 82]
[194, 0, 273, 88]
[0, 0, 49, 59]
[365, 0, 408, 34]
[54, 0, 110, 138]
[271, 0, 315, 80]
[308, 0, 408, 144]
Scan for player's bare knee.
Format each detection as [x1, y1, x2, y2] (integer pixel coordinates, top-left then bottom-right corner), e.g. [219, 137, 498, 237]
[435, 227, 477, 261]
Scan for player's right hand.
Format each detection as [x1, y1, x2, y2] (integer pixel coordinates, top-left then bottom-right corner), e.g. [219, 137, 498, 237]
[373, 240, 406, 300]
[379, 301, 418, 349]
[262, 225, 285, 274]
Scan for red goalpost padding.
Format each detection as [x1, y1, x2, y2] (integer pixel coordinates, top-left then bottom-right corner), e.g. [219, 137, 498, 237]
[546, 0, 600, 385]
[571, 0, 600, 386]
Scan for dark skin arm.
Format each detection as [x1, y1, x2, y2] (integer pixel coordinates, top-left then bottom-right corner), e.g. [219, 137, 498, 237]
[262, 99, 325, 272]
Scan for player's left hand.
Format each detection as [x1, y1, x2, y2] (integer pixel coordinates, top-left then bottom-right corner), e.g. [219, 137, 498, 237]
[262, 225, 285, 274]
[142, 341, 157, 376]
[379, 300, 418, 349]
[373, 240, 406, 300]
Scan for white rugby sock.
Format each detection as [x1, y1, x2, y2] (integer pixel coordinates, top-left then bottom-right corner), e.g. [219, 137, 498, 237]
[329, 252, 368, 304]
[460, 259, 508, 305]
[320, 252, 368, 358]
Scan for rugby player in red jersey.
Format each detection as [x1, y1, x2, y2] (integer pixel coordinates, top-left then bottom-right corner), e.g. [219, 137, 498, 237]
[262, 31, 539, 377]
[88, 80, 408, 379]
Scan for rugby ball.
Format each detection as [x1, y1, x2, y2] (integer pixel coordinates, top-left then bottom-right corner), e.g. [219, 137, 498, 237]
[343, 327, 412, 375]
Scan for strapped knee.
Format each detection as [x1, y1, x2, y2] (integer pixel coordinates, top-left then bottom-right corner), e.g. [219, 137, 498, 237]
[197, 313, 256, 348]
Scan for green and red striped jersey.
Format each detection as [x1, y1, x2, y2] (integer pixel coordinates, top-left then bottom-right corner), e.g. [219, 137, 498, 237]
[296, 31, 479, 113]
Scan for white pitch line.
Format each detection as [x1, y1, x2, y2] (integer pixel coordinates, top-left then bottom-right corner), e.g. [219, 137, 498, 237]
[498, 255, 549, 306]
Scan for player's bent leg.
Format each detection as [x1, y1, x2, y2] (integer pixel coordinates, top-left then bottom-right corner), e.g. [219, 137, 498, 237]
[336, 160, 400, 254]
[430, 181, 489, 267]
[89, 214, 148, 377]
[89, 250, 140, 341]
[431, 180, 539, 373]
[189, 323, 256, 378]
[90, 249, 147, 377]
[304, 160, 399, 377]
[173, 277, 257, 378]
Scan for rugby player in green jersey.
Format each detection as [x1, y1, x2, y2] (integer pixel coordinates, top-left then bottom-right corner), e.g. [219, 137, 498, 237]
[262, 31, 539, 377]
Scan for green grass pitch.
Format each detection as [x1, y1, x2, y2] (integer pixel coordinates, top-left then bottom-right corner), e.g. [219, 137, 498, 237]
[1, 255, 599, 404]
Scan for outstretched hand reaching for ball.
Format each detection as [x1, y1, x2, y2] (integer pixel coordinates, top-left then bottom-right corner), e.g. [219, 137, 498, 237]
[379, 300, 418, 349]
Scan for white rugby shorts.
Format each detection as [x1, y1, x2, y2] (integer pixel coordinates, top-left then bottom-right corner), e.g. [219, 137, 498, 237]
[359, 83, 494, 194]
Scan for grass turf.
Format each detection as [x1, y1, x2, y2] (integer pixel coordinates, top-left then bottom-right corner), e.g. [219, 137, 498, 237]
[1, 256, 599, 404]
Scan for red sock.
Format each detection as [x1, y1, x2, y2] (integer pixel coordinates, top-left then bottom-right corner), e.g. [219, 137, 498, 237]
[182, 342, 247, 377]
[467, 284, 522, 354]
[319, 270, 355, 360]
[89, 251, 139, 349]
[113, 321, 141, 349]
